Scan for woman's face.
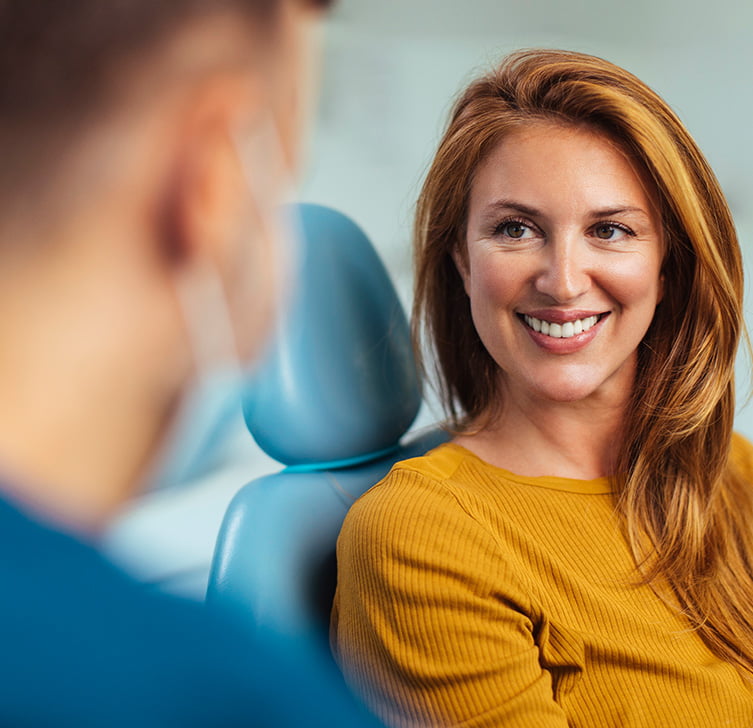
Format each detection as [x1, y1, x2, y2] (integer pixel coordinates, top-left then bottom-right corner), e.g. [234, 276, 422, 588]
[460, 123, 664, 407]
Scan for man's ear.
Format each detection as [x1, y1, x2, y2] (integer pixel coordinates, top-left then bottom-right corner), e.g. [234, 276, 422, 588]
[154, 74, 259, 271]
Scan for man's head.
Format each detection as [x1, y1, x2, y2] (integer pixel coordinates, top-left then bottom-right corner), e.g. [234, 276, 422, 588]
[0, 0, 332, 526]
[0, 0, 330, 201]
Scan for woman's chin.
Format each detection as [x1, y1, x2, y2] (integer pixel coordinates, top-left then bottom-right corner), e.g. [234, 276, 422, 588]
[519, 372, 616, 405]
[535, 386, 596, 404]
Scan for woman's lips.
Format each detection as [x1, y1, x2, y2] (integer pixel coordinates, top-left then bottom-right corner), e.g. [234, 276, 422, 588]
[518, 311, 610, 352]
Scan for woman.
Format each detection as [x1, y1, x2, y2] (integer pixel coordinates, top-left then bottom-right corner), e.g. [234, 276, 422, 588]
[331, 49, 753, 727]
[0, 1, 382, 726]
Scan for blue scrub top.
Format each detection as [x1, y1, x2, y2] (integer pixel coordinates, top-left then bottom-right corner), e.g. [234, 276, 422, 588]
[0, 493, 382, 726]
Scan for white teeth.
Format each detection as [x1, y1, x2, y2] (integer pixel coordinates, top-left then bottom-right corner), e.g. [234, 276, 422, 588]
[523, 314, 601, 339]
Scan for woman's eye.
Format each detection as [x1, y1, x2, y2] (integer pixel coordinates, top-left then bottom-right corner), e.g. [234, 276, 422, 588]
[496, 221, 532, 239]
[593, 223, 631, 241]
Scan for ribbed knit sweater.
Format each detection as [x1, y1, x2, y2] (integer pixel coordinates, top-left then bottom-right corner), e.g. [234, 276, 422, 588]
[331, 435, 753, 727]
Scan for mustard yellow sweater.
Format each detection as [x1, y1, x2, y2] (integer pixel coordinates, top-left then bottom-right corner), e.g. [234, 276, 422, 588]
[331, 435, 753, 727]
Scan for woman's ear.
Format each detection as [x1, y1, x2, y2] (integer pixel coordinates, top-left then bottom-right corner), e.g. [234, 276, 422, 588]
[451, 240, 471, 296]
[655, 253, 665, 306]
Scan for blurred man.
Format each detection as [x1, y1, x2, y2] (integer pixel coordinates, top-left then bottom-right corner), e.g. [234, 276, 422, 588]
[0, 1, 382, 724]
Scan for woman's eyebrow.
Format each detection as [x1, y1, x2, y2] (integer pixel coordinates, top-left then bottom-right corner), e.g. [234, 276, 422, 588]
[478, 199, 543, 220]
[589, 206, 649, 218]
[478, 200, 651, 221]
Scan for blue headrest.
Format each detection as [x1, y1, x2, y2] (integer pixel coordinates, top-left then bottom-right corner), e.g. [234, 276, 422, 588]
[243, 204, 421, 468]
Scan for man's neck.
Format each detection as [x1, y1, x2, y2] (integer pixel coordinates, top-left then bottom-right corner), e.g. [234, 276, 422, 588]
[0, 235, 181, 534]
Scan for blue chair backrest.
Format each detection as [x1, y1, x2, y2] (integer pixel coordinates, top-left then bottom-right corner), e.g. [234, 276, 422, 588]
[206, 204, 446, 641]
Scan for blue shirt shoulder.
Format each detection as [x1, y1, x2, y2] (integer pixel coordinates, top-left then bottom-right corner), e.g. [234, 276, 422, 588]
[0, 495, 380, 727]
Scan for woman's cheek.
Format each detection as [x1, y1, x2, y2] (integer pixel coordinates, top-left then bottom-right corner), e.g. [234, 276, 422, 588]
[597, 255, 663, 309]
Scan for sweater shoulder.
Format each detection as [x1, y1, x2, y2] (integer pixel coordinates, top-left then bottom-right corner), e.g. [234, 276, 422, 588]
[348, 443, 474, 524]
[336, 444, 532, 607]
[390, 441, 467, 481]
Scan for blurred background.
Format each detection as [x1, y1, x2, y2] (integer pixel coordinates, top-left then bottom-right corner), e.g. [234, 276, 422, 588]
[104, 0, 753, 597]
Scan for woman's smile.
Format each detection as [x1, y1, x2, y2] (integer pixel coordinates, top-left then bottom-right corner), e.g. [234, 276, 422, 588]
[518, 310, 609, 353]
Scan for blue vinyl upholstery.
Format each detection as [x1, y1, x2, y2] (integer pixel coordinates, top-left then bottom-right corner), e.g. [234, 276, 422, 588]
[206, 204, 447, 641]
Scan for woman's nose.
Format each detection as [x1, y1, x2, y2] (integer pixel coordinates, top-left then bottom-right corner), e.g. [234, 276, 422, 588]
[533, 234, 592, 304]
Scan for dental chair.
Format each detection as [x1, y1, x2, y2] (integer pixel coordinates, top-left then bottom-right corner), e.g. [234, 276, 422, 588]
[205, 204, 447, 644]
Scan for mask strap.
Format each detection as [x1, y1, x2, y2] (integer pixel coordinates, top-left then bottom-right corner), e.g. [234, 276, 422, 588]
[233, 116, 304, 344]
[175, 264, 242, 378]
[176, 116, 294, 377]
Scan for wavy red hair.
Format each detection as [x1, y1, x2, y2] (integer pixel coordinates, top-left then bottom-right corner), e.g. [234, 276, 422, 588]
[413, 48, 753, 675]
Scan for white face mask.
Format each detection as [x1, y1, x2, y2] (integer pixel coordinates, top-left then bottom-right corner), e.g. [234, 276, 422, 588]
[146, 119, 299, 490]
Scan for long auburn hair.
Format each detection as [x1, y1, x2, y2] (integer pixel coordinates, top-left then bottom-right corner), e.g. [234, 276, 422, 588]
[413, 48, 753, 675]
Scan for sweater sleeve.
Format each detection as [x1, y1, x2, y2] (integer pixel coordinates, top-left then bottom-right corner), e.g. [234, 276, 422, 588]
[331, 467, 569, 728]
